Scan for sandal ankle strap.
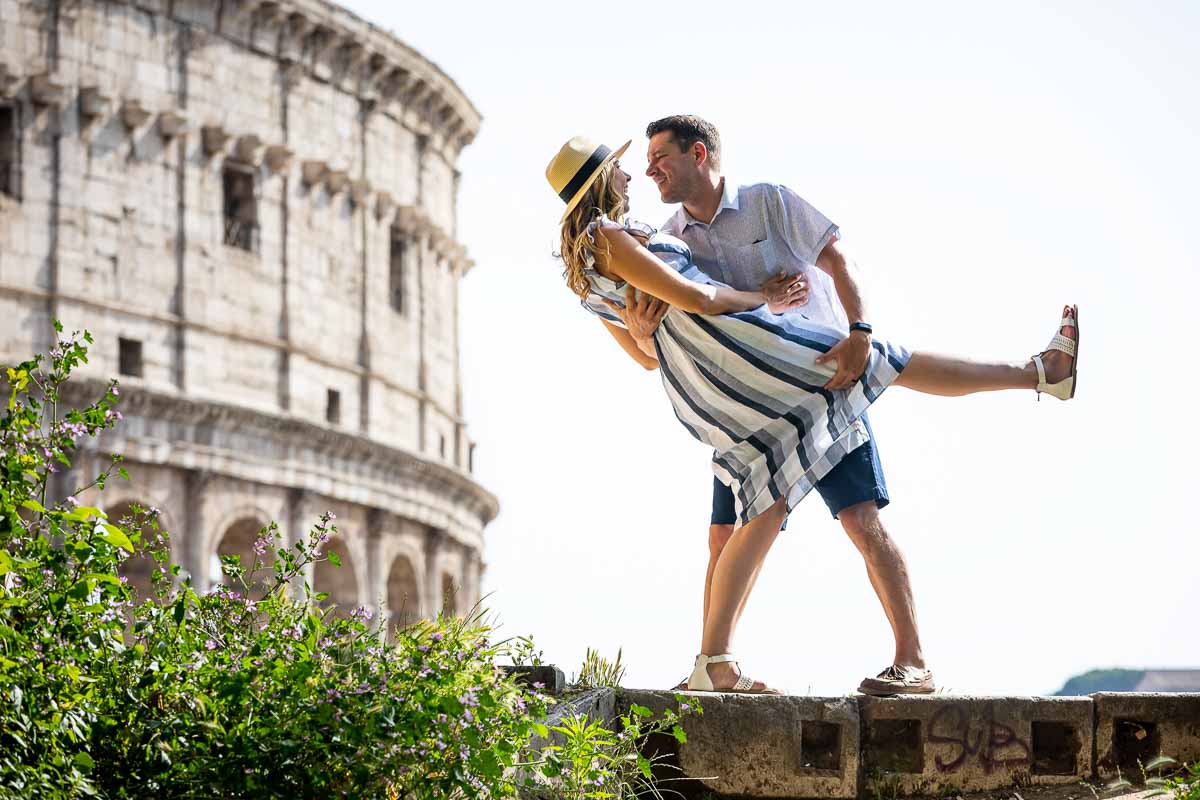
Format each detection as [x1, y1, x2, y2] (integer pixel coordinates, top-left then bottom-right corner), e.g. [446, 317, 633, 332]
[698, 653, 737, 665]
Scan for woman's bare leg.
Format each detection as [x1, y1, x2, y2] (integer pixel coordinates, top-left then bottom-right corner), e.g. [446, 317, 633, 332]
[700, 495, 788, 692]
[894, 353, 1035, 395]
[895, 307, 1076, 397]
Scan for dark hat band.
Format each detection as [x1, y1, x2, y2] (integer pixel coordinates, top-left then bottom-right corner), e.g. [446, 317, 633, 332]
[558, 144, 611, 204]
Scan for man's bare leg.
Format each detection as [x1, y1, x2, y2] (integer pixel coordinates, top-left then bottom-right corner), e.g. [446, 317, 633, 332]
[837, 502, 924, 668]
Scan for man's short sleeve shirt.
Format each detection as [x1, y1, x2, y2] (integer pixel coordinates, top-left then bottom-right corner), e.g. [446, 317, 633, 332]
[661, 180, 848, 331]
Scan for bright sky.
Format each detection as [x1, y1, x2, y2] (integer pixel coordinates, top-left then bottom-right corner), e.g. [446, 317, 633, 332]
[343, 0, 1200, 695]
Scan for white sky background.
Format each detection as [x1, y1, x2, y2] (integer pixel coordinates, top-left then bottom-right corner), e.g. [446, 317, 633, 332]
[343, 0, 1200, 694]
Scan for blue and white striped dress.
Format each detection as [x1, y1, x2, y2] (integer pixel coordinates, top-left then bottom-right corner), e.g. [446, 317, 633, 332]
[581, 218, 911, 527]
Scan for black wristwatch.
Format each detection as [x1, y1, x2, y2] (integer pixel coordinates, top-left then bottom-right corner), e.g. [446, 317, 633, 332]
[849, 321, 873, 336]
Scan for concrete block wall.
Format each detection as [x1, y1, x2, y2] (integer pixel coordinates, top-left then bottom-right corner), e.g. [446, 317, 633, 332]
[859, 695, 1094, 795]
[597, 689, 1200, 799]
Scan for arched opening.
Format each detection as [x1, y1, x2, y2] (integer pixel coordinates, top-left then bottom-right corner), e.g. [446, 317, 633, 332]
[313, 537, 358, 620]
[386, 555, 421, 638]
[441, 570, 459, 618]
[108, 500, 159, 604]
[211, 517, 274, 600]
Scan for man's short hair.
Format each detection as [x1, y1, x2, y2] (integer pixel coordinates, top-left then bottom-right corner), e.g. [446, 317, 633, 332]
[645, 115, 721, 170]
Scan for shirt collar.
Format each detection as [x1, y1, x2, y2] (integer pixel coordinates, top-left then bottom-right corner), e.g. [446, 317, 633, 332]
[681, 177, 739, 228]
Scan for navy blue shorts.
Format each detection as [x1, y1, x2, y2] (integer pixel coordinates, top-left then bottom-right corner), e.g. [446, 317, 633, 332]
[711, 414, 890, 525]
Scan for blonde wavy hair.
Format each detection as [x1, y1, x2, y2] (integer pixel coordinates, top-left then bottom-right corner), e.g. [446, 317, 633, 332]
[556, 161, 625, 300]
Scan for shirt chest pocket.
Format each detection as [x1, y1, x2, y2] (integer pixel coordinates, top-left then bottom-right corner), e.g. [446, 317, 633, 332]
[729, 239, 780, 287]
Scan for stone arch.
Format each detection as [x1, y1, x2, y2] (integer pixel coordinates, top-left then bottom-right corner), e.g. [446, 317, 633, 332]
[385, 554, 421, 635]
[314, 536, 359, 620]
[211, 514, 274, 599]
[206, 503, 279, 567]
[105, 499, 162, 604]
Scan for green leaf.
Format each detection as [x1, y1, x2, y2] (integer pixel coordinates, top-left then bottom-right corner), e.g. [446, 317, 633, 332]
[631, 704, 652, 718]
[100, 523, 134, 553]
[532, 723, 549, 738]
[67, 505, 107, 521]
[73, 751, 95, 773]
[327, 551, 341, 568]
[0, 551, 11, 576]
[21, 499, 45, 513]
[672, 723, 687, 743]
[1145, 756, 1177, 773]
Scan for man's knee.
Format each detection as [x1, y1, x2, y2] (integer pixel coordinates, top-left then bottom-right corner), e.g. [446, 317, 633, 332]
[708, 524, 734, 557]
[838, 501, 890, 551]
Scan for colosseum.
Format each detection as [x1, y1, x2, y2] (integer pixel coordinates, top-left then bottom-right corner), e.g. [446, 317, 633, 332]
[0, 0, 497, 624]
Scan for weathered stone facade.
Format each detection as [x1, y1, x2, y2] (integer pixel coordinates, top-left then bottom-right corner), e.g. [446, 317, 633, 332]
[0, 0, 496, 623]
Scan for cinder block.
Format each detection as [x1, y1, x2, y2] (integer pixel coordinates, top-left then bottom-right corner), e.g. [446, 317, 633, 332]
[1094, 693, 1200, 780]
[859, 695, 1094, 796]
[618, 689, 859, 799]
[501, 665, 566, 696]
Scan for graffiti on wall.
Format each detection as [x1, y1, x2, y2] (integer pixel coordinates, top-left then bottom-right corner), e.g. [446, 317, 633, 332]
[927, 705, 1031, 773]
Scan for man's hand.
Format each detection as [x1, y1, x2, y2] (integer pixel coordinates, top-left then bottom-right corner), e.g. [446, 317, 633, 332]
[602, 286, 668, 348]
[761, 271, 809, 314]
[814, 331, 872, 390]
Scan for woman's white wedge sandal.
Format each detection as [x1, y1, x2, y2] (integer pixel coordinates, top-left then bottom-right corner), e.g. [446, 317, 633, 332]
[1033, 305, 1079, 401]
[685, 653, 781, 695]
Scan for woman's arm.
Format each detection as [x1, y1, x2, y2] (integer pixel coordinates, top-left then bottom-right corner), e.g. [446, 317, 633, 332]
[595, 225, 764, 315]
[601, 320, 658, 371]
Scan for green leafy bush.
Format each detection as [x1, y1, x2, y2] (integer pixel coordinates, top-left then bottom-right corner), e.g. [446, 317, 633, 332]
[0, 326, 697, 799]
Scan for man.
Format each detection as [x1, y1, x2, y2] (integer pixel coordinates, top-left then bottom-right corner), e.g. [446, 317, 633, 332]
[609, 115, 933, 695]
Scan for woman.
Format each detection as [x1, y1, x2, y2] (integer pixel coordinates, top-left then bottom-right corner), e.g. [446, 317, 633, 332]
[546, 136, 1078, 694]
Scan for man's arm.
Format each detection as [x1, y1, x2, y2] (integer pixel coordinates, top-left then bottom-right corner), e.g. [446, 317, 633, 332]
[812, 237, 872, 390]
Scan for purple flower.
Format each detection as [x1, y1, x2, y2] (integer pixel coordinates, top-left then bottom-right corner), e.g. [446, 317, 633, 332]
[205, 639, 218, 650]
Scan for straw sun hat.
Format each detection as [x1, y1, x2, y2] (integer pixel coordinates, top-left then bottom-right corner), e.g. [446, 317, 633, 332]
[545, 135, 631, 222]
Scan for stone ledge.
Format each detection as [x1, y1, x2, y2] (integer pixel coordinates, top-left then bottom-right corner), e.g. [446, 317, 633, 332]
[539, 688, 1200, 800]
